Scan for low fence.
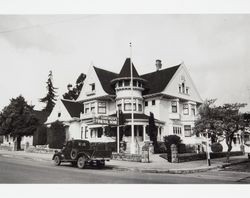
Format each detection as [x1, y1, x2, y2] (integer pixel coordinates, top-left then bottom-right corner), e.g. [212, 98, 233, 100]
[160, 151, 244, 163]
[25, 145, 57, 154]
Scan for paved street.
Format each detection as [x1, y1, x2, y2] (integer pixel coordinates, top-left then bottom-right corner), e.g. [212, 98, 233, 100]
[0, 154, 250, 184]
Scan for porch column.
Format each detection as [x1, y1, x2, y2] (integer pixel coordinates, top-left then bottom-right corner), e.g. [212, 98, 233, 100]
[136, 125, 139, 137]
[157, 127, 160, 141]
[143, 125, 146, 142]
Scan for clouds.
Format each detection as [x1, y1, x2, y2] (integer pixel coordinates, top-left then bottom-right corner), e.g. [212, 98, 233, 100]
[0, 15, 249, 111]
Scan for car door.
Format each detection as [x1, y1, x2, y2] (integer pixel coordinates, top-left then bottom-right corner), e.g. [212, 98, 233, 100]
[62, 141, 73, 159]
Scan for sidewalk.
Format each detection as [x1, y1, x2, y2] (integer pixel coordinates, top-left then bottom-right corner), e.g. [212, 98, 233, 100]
[0, 150, 249, 174]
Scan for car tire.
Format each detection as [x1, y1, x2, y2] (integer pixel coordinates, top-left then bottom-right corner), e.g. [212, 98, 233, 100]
[70, 149, 78, 160]
[77, 156, 86, 169]
[54, 156, 61, 166]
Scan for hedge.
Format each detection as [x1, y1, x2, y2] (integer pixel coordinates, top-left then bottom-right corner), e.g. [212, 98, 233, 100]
[177, 151, 243, 163]
[33, 125, 47, 146]
[47, 121, 66, 149]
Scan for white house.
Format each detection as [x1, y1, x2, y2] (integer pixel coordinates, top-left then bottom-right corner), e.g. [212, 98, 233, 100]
[46, 58, 208, 154]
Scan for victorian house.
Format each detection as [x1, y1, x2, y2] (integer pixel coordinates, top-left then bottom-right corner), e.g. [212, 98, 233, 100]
[46, 58, 203, 153]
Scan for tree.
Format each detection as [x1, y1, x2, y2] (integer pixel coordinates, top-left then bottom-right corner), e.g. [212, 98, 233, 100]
[63, 73, 86, 100]
[194, 99, 247, 162]
[147, 112, 158, 152]
[0, 95, 39, 150]
[47, 121, 66, 149]
[40, 70, 57, 114]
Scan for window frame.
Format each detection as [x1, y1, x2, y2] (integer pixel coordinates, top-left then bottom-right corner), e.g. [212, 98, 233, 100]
[183, 104, 189, 115]
[171, 101, 178, 113]
[98, 102, 106, 114]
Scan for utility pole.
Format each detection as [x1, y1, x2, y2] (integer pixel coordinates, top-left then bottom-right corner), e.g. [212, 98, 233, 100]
[117, 110, 120, 153]
[130, 42, 135, 154]
[206, 129, 211, 166]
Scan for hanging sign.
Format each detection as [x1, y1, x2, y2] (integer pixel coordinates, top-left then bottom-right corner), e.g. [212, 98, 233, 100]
[93, 116, 118, 125]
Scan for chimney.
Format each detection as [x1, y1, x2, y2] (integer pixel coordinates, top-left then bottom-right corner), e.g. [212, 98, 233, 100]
[155, 59, 162, 71]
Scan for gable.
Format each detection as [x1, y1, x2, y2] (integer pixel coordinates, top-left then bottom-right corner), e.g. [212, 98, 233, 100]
[77, 66, 113, 101]
[46, 99, 72, 124]
[162, 64, 203, 103]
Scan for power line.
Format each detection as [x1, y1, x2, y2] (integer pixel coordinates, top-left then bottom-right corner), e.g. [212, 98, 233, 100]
[0, 15, 98, 34]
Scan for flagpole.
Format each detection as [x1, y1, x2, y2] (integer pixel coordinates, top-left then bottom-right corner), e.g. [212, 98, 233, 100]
[130, 42, 135, 154]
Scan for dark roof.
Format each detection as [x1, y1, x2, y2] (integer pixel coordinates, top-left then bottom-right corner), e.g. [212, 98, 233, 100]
[33, 110, 49, 124]
[93, 66, 118, 95]
[61, 99, 84, 118]
[141, 65, 181, 95]
[118, 58, 139, 78]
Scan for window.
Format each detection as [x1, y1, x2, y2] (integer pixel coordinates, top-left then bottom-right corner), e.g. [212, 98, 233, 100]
[186, 87, 189, 94]
[179, 85, 181, 93]
[98, 102, 106, 114]
[171, 101, 177, 113]
[97, 128, 103, 138]
[124, 103, 136, 111]
[90, 83, 95, 91]
[145, 101, 148, 106]
[133, 80, 137, 86]
[183, 104, 189, 115]
[173, 127, 182, 135]
[138, 104, 142, 111]
[58, 112, 61, 118]
[81, 127, 83, 139]
[118, 81, 123, 87]
[182, 83, 185, 93]
[85, 126, 88, 139]
[184, 125, 192, 137]
[91, 102, 95, 113]
[191, 104, 196, 116]
[85, 103, 90, 114]
[124, 80, 130, 86]
[152, 100, 155, 105]
[138, 82, 142, 87]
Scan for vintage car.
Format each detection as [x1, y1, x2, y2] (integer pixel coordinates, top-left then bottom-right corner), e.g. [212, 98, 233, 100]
[52, 139, 112, 169]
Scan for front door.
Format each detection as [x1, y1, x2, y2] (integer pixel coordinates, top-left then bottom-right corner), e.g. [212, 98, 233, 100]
[62, 141, 73, 159]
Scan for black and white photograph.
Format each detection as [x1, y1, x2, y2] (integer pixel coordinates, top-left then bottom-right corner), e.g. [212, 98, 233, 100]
[0, 1, 250, 193]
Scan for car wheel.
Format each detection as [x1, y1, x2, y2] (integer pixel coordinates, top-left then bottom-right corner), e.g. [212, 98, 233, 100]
[77, 156, 86, 169]
[54, 156, 61, 166]
[70, 149, 78, 160]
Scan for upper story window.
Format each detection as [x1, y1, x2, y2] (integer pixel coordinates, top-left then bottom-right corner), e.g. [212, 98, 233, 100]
[184, 125, 192, 137]
[152, 100, 156, 105]
[91, 83, 95, 91]
[183, 104, 189, 115]
[90, 102, 95, 113]
[145, 101, 148, 107]
[124, 99, 136, 111]
[124, 80, 130, 86]
[118, 81, 123, 87]
[171, 101, 177, 113]
[98, 102, 106, 114]
[191, 104, 196, 115]
[138, 103, 142, 112]
[85, 103, 90, 114]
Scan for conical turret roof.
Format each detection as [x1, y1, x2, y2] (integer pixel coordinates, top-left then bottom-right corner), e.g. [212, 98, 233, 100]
[118, 58, 139, 78]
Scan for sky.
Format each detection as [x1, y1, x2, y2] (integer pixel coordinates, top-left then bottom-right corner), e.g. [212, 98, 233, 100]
[0, 14, 249, 112]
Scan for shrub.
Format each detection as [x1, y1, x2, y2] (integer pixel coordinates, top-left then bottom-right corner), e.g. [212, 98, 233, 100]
[156, 141, 167, 153]
[185, 144, 197, 153]
[211, 142, 223, 153]
[47, 121, 66, 149]
[178, 143, 186, 154]
[163, 135, 182, 162]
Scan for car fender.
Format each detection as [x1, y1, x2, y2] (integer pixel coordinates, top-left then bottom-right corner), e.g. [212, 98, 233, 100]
[52, 153, 63, 160]
[77, 152, 90, 160]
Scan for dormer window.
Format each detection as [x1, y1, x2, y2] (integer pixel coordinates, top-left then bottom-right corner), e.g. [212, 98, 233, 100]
[58, 112, 61, 118]
[186, 87, 189, 94]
